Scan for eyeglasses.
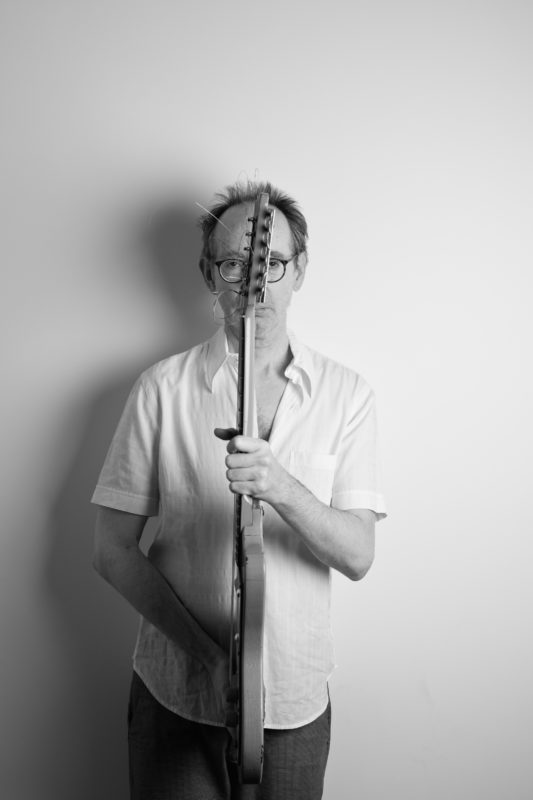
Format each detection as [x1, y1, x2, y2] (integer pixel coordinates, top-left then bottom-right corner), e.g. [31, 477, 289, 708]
[214, 256, 295, 284]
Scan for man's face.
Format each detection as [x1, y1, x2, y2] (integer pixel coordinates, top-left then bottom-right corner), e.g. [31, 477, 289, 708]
[200, 202, 306, 343]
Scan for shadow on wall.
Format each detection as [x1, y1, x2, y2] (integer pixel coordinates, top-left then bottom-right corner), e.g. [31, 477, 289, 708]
[43, 198, 217, 800]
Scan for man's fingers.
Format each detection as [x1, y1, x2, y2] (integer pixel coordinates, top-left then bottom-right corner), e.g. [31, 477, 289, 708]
[214, 427, 239, 441]
[225, 452, 257, 469]
[228, 481, 256, 496]
[226, 467, 258, 483]
[228, 436, 264, 454]
[214, 429, 265, 455]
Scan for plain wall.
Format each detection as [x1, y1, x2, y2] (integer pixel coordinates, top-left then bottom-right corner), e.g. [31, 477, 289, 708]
[1, 2, 532, 798]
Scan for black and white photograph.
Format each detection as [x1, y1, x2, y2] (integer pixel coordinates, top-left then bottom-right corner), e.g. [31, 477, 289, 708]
[1, 2, 531, 799]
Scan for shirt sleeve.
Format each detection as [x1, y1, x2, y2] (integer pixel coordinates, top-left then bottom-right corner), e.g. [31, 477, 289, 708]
[331, 378, 387, 520]
[91, 375, 160, 516]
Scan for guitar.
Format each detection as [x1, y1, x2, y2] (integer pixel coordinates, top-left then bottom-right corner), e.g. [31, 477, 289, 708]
[227, 193, 275, 784]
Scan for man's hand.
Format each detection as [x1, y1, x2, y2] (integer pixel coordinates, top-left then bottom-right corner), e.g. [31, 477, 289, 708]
[214, 428, 376, 580]
[94, 506, 235, 720]
[214, 427, 290, 506]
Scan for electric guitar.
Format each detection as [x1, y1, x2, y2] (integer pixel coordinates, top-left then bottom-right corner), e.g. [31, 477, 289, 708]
[227, 193, 275, 784]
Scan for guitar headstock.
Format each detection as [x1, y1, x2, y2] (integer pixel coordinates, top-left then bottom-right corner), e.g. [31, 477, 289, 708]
[242, 193, 275, 307]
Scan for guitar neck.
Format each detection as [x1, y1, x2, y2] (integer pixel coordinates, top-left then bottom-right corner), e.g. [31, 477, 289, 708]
[229, 193, 272, 784]
[237, 307, 258, 439]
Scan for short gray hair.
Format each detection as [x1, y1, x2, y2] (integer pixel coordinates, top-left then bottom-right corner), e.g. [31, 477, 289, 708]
[198, 180, 308, 259]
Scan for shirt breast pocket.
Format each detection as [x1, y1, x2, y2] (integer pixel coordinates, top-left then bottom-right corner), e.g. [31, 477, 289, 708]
[288, 451, 337, 505]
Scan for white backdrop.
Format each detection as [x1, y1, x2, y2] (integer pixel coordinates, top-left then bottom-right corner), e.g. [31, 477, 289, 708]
[1, 2, 532, 799]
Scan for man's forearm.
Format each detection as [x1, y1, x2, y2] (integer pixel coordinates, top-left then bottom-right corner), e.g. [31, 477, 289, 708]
[93, 506, 228, 714]
[220, 432, 375, 580]
[94, 539, 227, 675]
[272, 474, 375, 580]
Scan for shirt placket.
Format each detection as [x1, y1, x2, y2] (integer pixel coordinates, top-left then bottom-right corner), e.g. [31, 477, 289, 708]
[268, 377, 306, 465]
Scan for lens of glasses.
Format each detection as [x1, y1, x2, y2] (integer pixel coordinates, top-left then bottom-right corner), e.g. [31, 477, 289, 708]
[219, 260, 244, 282]
[266, 259, 285, 282]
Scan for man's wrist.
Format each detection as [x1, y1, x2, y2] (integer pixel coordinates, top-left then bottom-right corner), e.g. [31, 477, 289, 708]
[269, 467, 301, 512]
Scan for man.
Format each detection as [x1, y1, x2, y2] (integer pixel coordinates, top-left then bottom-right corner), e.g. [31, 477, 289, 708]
[92, 180, 386, 800]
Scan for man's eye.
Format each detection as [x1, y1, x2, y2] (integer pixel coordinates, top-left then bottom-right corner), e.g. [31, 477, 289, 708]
[269, 259, 282, 269]
[225, 260, 242, 268]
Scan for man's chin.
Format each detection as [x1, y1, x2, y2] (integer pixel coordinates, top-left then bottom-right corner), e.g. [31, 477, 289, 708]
[255, 312, 284, 339]
[225, 308, 284, 343]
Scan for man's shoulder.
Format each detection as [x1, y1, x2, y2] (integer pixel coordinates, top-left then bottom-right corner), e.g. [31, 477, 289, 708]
[293, 336, 374, 399]
[136, 339, 210, 393]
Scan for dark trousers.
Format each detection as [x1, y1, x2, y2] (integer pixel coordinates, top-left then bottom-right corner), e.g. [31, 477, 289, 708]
[128, 672, 331, 800]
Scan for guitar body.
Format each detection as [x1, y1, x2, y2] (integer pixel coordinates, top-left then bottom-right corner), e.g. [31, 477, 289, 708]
[238, 498, 266, 782]
[228, 194, 275, 784]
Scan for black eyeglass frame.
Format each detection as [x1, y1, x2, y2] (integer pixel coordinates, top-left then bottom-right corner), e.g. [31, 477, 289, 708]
[214, 256, 296, 284]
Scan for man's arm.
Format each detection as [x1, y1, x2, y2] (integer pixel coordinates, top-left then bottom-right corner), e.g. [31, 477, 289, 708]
[271, 489, 375, 581]
[215, 430, 375, 581]
[92, 505, 228, 706]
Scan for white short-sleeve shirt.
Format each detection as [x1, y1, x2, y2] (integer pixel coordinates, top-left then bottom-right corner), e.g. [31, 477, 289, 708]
[92, 328, 386, 728]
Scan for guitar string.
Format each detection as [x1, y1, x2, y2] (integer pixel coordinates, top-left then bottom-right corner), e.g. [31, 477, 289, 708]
[212, 289, 241, 323]
[194, 201, 232, 233]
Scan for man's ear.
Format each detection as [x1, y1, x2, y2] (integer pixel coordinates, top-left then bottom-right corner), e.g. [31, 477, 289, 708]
[293, 252, 308, 291]
[199, 256, 216, 292]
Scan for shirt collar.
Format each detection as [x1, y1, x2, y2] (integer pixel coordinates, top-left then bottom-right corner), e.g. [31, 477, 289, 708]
[204, 326, 236, 388]
[204, 326, 314, 397]
[285, 330, 313, 397]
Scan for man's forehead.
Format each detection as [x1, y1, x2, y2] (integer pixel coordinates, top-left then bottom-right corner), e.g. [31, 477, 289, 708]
[213, 202, 254, 239]
[210, 202, 292, 255]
